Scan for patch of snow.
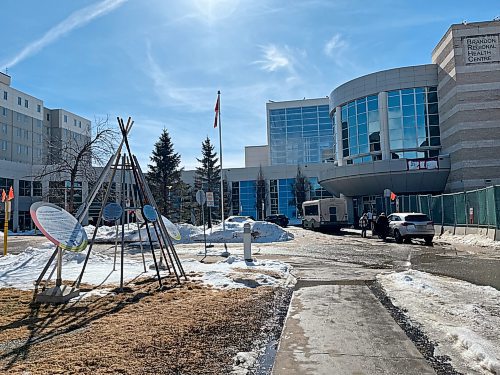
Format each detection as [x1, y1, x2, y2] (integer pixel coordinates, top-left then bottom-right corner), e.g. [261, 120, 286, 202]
[232, 351, 258, 374]
[84, 220, 293, 245]
[378, 270, 500, 374]
[0, 247, 292, 292]
[437, 231, 500, 248]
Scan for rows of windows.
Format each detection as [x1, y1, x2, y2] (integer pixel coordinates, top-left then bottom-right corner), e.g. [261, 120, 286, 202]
[231, 177, 324, 220]
[239, 180, 257, 218]
[19, 180, 43, 197]
[269, 105, 334, 165]
[387, 87, 440, 158]
[0, 141, 42, 159]
[340, 95, 381, 160]
[338, 87, 441, 165]
[62, 114, 83, 128]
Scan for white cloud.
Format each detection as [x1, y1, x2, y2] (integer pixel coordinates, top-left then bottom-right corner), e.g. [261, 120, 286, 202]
[324, 33, 348, 58]
[1, 0, 127, 70]
[255, 44, 293, 72]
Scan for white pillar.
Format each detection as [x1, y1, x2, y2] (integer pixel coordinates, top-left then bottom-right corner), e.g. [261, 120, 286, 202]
[378, 92, 390, 160]
[335, 107, 343, 166]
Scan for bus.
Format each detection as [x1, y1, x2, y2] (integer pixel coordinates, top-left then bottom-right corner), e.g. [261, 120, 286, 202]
[302, 198, 350, 231]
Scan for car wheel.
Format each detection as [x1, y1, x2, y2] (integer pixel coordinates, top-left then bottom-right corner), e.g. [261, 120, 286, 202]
[424, 236, 433, 245]
[403, 237, 412, 244]
[394, 230, 403, 244]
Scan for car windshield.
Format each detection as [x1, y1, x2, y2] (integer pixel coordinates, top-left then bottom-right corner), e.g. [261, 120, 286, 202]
[405, 214, 430, 222]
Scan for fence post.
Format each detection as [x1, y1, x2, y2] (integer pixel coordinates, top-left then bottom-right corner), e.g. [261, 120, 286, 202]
[486, 187, 489, 236]
[453, 194, 457, 235]
[465, 192, 468, 235]
[441, 195, 444, 235]
[476, 190, 480, 229]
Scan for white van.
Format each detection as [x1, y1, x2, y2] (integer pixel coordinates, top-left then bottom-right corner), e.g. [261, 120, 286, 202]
[302, 198, 350, 231]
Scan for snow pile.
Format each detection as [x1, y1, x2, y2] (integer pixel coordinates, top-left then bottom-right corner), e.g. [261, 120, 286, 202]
[84, 219, 293, 244]
[378, 270, 500, 374]
[0, 247, 292, 292]
[183, 255, 292, 289]
[437, 231, 500, 248]
[188, 220, 294, 244]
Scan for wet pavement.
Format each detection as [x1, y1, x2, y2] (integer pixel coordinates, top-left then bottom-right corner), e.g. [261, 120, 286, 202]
[411, 252, 500, 290]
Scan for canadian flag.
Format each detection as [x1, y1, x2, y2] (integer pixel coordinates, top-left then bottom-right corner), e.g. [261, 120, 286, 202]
[214, 94, 220, 128]
[1, 189, 5, 203]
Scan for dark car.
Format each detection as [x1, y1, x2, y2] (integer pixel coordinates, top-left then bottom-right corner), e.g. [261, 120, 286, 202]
[265, 214, 289, 227]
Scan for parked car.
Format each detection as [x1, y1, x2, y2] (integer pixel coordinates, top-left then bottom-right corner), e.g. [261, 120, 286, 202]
[387, 213, 435, 245]
[265, 214, 289, 227]
[226, 215, 255, 223]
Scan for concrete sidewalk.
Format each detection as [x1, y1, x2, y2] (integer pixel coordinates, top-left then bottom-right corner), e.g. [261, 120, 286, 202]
[272, 258, 435, 374]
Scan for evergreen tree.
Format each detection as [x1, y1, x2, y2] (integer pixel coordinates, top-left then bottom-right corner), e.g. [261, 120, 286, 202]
[256, 167, 267, 220]
[291, 166, 311, 218]
[195, 137, 220, 228]
[147, 129, 182, 217]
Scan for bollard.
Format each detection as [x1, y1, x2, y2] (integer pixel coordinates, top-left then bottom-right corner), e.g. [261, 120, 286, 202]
[243, 223, 252, 261]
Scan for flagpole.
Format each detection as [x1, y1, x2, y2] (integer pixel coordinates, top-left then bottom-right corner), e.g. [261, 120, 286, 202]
[217, 90, 225, 232]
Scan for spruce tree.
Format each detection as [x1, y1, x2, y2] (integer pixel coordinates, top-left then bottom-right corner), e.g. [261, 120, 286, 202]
[147, 129, 182, 217]
[256, 167, 267, 220]
[195, 137, 220, 228]
[291, 166, 311, 219]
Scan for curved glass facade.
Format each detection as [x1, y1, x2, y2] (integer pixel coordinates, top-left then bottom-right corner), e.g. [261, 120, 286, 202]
[336, 86, 441, 164]
[387, 86, 440, 159]
[340, 95, 381, 164]
[269, 105, 334, 165]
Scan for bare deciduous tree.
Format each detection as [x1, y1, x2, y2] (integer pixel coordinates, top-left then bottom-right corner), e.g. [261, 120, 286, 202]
[36, 116, 118, 214]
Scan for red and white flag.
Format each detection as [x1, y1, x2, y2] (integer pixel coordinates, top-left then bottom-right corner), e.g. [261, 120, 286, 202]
[214, 94, 220, 128]
[1, 189, 5, 203]
[8, 186, 14, 201]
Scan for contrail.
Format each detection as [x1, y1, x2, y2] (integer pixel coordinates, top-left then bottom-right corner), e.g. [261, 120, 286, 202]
[1, 0, 127, 71]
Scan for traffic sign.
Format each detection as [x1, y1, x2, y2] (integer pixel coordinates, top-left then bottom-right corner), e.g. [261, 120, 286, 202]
[196, 190, 206, 205]
[206, 191, 215, 207]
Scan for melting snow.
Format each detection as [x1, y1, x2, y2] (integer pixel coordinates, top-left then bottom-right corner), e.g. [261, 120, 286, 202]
[378, 270, 500, 374]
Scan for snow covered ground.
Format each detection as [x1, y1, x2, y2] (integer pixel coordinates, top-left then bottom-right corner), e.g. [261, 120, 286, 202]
[436, 231, 500, 249]
[0, 244, 293, 293]
[85, 219, 293, 244]
[378, 270, 500, 375]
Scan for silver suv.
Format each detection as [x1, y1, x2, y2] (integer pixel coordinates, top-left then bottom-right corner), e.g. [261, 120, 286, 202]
[387, 213, 435, 245]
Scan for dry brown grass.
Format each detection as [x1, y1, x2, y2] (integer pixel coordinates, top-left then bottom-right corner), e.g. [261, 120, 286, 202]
[0, 276, 281, 374]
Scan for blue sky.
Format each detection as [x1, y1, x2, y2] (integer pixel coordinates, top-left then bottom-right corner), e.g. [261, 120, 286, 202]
[1, 0, 498, 170]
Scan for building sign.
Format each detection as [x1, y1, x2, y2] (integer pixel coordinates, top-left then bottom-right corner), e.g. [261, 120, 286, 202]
[463, 35, 500, 64]
[407, 158, 439, 171]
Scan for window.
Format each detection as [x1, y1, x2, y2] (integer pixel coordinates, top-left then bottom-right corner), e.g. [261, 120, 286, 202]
[64, 115, 68, 123]
[74, 119, 77, 126]
[17, 144, 22, 154]
[46, 113, 50, 121]
[1, 107, 6, 116]
[24, 99, 28, 108]
[19, 180, 31, 196]
[37, 104, 41, 113]
[1, 124, 7, 133]
[1, 140, 7, 151]
[3, 91, 7, 100]
[33, 181, 42, 196]
[16, 128, 21, 137]
[78, 120, 82, 128]
[17, 97, 21, 105]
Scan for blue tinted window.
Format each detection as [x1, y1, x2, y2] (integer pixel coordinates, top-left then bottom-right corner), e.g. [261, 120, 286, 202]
[388, 95, 400, 107]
